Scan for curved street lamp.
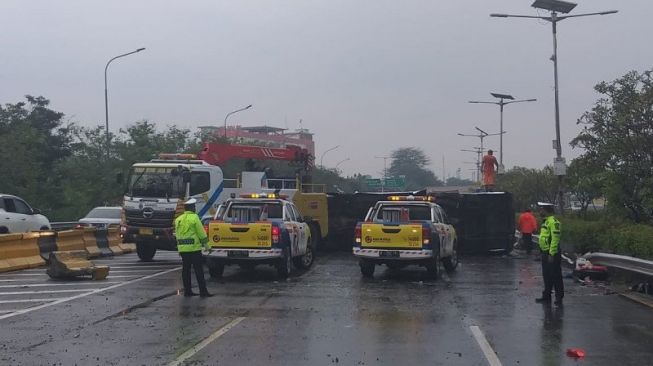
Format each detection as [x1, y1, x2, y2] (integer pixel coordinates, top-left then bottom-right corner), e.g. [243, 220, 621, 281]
[104, 47, 146, 158]
[223, 104, 253, 138]
[335, 158, 350, 171]
[320, 145, 340, 167]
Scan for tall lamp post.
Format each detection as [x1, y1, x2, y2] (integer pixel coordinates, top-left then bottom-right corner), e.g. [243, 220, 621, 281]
[320, 145, 340, 168]
[335, 158, 350, 171]
[457, 126, 504, 158]
[491, 0, 617, 212]
[461, 148, 483, 184]
[374, 155, 391, 193]
[469, 93, 536, 172]
[104, 47, 146, 159]
[223, 104, 253, 138]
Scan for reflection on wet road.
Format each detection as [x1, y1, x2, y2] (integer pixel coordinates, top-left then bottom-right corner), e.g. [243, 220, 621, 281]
[1, 251, 652, 365]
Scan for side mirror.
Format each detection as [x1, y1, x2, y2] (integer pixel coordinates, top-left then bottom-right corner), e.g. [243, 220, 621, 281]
[182, 170, 192, 184]
[32, 208, 41, 215]
[116, 173, 124, 184]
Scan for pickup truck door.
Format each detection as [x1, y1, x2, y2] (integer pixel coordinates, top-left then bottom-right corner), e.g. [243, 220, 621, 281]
[291, 204, 309, 255]
[431, 206, 449, 256]
[283, 204, 300, 256]
[436, 206, 454, 255]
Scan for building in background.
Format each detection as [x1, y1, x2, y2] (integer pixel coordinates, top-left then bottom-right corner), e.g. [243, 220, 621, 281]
[199, 125, 315, 157]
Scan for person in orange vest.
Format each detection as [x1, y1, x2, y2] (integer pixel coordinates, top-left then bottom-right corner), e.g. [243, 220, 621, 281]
[480, 150, 499, 192]
[518, 208, 538, 254]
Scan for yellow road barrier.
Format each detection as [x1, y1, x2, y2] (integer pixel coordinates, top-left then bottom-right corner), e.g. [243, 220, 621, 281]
[46, 250, 109, 280]
[0, 233, 46, 273]
[82, 228, 101, 258]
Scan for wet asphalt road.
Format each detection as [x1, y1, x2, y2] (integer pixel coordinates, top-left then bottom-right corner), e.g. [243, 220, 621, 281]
[1, 250, 652, 365]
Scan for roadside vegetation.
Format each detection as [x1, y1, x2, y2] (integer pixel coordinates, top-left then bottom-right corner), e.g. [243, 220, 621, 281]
[500, 68, 653, 259]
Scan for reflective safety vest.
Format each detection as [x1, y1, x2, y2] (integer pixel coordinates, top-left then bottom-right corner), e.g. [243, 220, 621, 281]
[174, 211, 208, 253]
[538, 215, 561, 255]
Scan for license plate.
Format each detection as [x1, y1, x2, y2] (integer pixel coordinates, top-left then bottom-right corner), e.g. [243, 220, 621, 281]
[227, 250, 249, 258]
[379, 251, 400, 258]
[139, 228, 154, 236]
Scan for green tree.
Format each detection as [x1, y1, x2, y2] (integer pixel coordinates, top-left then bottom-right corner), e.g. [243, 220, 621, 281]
[387, 147, 442, 190]
[566, 157, 605, 216]
[497, 166, 557, 211]
[571, 69, 653, 222]
[0, 96, 74, 219]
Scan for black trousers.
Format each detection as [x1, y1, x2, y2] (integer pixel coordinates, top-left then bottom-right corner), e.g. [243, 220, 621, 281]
[541, 252, 564, 300]
[522, 233, 533, 254]
[180, 251, 208, 295]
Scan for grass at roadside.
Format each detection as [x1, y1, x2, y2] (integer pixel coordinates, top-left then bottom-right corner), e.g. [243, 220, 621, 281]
[562, 216, 653, 259]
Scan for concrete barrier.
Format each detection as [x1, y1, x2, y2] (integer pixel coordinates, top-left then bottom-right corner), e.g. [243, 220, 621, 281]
[119, 242, 136, 253]
[37, 231, 57, 262]
[46, 251, 109, 280]
[0, 233, 46, 273]
[95, 229, 113, 257]
[107, 227, 124, 255]
[56, 230, 86, 252]
[81, 228, 102, 258]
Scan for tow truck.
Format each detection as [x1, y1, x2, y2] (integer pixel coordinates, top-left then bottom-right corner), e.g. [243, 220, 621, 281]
[121, 142, 328, 261]
[353, 195, 459, 278]
[205, 193, 314, 279]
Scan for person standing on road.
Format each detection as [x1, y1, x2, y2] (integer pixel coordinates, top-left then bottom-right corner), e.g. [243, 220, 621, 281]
[535, 202, 563, 306]
[480, 149, 499, 192]
[174, 198, 213, 298]
[518, 208, 538, 254]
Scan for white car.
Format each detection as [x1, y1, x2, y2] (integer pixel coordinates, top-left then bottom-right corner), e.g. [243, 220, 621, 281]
[0, 194, 51, 234]
[77, 206, 122, 229]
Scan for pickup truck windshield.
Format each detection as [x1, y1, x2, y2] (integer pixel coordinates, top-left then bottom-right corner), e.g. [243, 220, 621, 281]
[375, 204, 432, 222]
[223, 202, 283, 222]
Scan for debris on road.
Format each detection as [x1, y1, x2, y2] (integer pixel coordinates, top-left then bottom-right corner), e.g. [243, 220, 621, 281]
[566, 348, 586, 358]
[46, 250, 110, 280]
[573, 257, 609, 281]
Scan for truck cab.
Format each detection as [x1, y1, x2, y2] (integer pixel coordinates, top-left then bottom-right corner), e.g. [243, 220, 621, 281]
[353, 195, 458, 278]
[204, 193, 315, 279]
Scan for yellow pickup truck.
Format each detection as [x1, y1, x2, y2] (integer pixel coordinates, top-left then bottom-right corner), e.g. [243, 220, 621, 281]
[353, 196, 458, 278]
[204, 193, 314, 279]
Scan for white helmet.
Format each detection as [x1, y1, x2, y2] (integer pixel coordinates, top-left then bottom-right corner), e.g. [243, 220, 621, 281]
[185, 198, 197, 205]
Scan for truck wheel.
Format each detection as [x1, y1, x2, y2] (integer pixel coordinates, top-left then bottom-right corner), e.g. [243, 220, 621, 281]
[359, 259, 375, 278]
[443, 243, 459, 272]
[276, 248, 292, 279]
[136, 243, 156, 262]
[309, 224, 322, 252]
[293, 243, 315, 269]
[208, 259, 225, 278]
[425, 252, 440, 279]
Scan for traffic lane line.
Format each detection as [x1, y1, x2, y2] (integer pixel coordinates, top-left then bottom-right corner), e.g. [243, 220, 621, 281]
[0, 281, 121, 288]
[0, 267, 181, 321]
[0, 298, 67, 304]
[470, 325, 503, 366]
[0, 289, 99, 295]
[167, 317, 246, 366]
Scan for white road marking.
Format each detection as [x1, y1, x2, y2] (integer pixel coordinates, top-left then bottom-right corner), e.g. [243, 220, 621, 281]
[107, 269, 173, 273]
[470, 325, 503, 366]
[0, 274, 47, 277]
[0, 289, 96, 295]
[0, 298, 66, 304]
[0, 282, 120, 289]
[167, 317, 246, 366]
[0, 267, 181, 321]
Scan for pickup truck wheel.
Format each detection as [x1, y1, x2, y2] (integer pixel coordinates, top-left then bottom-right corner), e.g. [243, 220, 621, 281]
[136, 243, 156, 262]
[293, 243, 315, 269]
[443, 244, 459, 272]
[359, 259, 375, 278]
[276, 248, 292, 279]
[208, 259, 225, 278]
[425, 252, 440, 279]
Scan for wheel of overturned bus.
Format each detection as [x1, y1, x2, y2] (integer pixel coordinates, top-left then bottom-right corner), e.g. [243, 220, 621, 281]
[359, 259, 375, 278]
[425, 252, 440, 279]
[443, 242, 459, 272]
[276, 248, 292, 279]
[293, 243, 315, 269]
[208, 259, 225, 278]
[136, 243, 156, 262]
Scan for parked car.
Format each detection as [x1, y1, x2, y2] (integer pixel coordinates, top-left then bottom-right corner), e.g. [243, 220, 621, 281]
[77, 206, 122, 229]
[0, 194, 51, 234]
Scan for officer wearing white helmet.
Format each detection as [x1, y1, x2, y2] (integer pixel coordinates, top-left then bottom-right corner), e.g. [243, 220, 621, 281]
[535, 201, 563, 306]
[174, 198, 213, 297]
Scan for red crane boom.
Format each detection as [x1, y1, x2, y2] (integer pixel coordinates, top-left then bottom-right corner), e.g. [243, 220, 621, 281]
[198, 143, 313, 169]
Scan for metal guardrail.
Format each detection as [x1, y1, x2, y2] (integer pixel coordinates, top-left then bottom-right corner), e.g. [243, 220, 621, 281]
[583, 253, 653, 278]
[49, 222, 78, 231]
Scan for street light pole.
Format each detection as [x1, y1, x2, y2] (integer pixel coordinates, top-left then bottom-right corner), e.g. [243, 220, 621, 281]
[104, 47, 145, 159]
[320, 145, 340, 168]
[491, 0, 618, 212]
[469, 93, 536, 171]
[374, 156, 390, 193]
[223, 104, 253, 138]
[335, 158, 350, 171]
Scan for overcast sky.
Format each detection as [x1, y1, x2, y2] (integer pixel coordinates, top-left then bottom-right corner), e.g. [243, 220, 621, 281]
[1, 0, 650, 180]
